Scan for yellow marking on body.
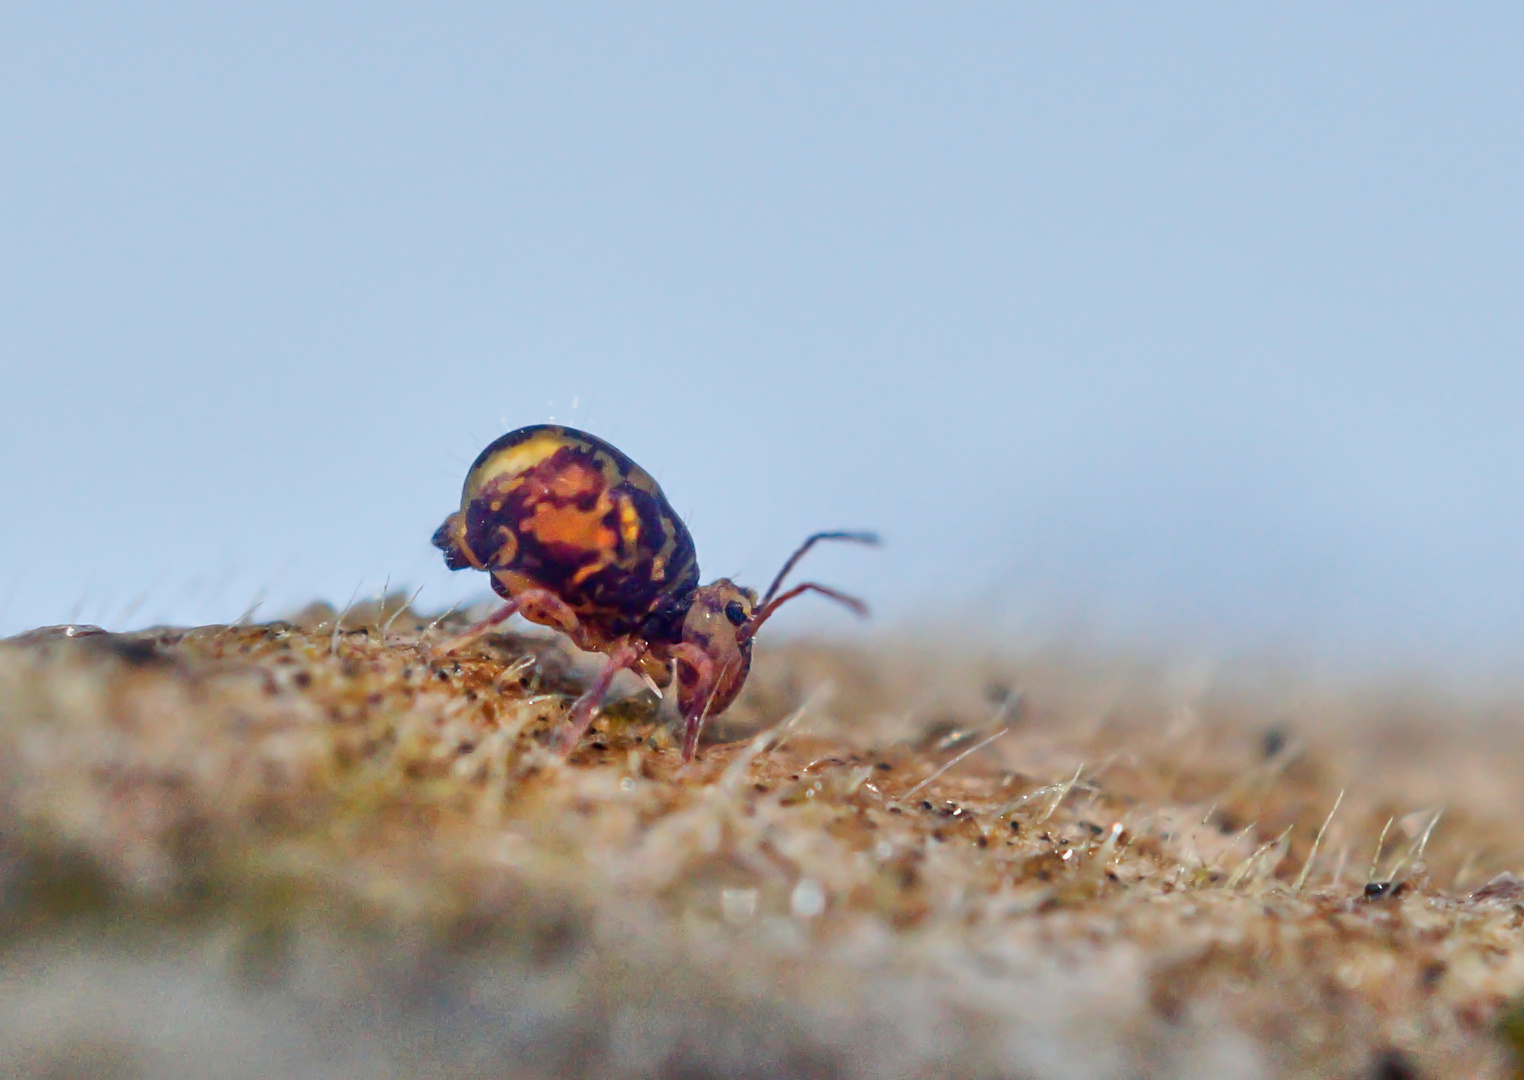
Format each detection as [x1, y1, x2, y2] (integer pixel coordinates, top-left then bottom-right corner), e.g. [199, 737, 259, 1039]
[569, 559, 610, 587]
[593, 448, 626, 489]
[652, 508, 696, 588]
[653, 513, 676, 561]
[464, 429, 573, 505]
[617, 495, 641, 549]
[488, 524, 519, 568]
[453, 519, 487, 570]
[651, 555, 666, 582]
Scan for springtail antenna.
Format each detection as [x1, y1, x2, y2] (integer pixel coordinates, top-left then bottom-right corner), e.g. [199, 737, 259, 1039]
[760, 531, 880, 606]
[742, 531, 880, 642]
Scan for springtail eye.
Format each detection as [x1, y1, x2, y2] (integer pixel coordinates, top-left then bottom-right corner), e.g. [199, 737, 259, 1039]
[724, 600, 748, 626]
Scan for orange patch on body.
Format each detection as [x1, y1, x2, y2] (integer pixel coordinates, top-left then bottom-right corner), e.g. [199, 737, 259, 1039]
[523, 499, 617, 555]
[547, 461, 605, 502]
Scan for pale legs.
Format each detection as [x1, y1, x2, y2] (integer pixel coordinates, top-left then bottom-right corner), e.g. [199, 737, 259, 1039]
[669, 642, 716, 762]
[438, 592, 718, 761]
[556, 640, 646, 755]
[435, 588, 584, 656]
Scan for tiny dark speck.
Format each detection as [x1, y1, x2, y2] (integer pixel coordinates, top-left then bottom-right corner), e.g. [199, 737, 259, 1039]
[457, 742, 475, 754]
[875, 761, 893, 771]
[97, 636, 164, 666]
[293, 671, 312, 689]
[1262, 725, 1290, 759]
[1369, 1047, 1417, 1080]
[1364, 880, 1396, 900]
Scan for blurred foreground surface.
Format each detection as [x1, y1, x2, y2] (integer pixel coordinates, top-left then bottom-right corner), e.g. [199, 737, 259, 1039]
[4, 605, 1524, 1079]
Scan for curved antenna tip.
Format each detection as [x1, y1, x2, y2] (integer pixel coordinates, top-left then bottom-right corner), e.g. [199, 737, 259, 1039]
[820, 530, 881, 546]
[761, 530, 882, 606]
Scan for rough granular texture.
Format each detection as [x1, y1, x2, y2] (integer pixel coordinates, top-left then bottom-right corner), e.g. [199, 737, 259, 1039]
[4, 601, 1524, 1078]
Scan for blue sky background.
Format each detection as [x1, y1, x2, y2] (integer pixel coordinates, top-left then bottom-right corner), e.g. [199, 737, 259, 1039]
[3, 5, 1523, 669]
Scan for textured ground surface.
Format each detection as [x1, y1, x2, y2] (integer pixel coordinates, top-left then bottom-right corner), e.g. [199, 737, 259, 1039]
[4, 601, 1524, 1079]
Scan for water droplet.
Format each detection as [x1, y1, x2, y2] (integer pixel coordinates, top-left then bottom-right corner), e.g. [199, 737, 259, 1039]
[790, 878, 826, 919]
[721, 888, 757, 923]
